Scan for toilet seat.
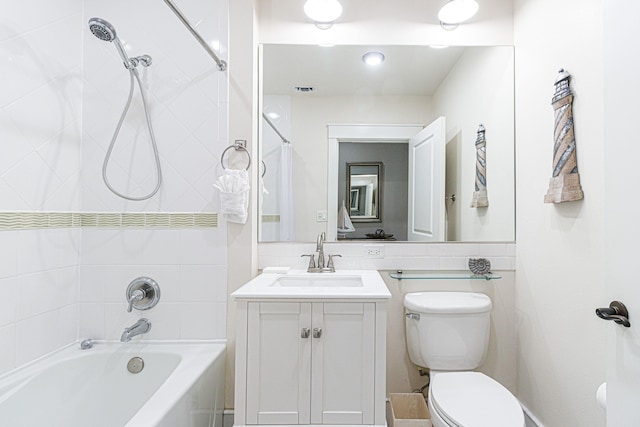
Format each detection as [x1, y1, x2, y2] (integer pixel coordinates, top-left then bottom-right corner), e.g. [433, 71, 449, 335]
[429, 372, 524, 427]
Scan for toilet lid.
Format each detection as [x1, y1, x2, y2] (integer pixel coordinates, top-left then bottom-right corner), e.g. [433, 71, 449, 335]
[431, 372, 524, 427]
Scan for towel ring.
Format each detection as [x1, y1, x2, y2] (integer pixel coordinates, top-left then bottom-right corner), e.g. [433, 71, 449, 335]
[221, 140, 251, 171]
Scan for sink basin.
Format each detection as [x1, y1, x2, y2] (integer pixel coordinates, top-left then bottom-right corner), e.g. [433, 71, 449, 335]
[231, 270, 391, 300]
[270, 275, 364, 288]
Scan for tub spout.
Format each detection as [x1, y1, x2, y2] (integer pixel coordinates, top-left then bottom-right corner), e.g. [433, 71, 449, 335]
[120, 318, 151, 342]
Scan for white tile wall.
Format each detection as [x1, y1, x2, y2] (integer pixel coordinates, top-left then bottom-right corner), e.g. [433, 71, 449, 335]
[78, 0, 229, 342]
[0, 0, 83, 375]
[0, 0, 229, 375]
[79, 228, 227, 341]
[258, 242, 516, 271]
[0, 229, 81, 374]
[81, 0, 228, 213]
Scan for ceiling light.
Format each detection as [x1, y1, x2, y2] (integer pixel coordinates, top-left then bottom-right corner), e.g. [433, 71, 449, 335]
[362, 51, 385, 66]
[438, 0, 479, 24]
[429, 45, 450, 49]
[304, 0, 343, 29]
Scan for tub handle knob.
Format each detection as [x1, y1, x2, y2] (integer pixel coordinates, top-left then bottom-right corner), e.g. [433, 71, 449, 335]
[127, 288, 145, 312]
[126, 277, 161, 312]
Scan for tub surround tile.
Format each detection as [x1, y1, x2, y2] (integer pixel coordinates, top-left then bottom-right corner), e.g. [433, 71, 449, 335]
[0, 325, 16, 376]
[15, 311, 59, 366]
[78, 303, 105, 339]
[0, 278, 18, 327]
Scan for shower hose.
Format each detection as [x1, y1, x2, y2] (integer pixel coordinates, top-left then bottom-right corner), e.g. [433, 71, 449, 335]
[102, 67, 162, 201]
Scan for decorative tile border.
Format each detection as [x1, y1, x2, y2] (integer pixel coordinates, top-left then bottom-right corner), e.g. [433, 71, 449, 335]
[0, 212, 218, 230]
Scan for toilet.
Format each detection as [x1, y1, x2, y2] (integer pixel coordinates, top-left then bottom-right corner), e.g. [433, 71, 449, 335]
[404, 292, 524, 427]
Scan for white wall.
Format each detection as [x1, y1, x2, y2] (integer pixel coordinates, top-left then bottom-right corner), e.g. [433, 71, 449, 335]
[513, 0, 606, 426]
[290, 95, 433, 242]
[0, 0, 83, 373]
[434, 47, 515, 242]
[80, 0, 229, 341]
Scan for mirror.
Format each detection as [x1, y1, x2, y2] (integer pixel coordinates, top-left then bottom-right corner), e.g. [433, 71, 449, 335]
[347, 163, 382, 222]
[259, 44, 515, 243]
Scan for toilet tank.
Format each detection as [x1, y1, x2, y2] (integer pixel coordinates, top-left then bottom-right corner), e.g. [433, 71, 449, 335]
[404, 292, 492, 371]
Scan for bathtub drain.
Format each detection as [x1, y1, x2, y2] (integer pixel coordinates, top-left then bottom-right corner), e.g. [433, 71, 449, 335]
[127, 357, 145, 374]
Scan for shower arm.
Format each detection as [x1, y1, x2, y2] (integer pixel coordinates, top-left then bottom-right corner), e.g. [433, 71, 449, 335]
[162, 0, 227, 71]
[262, 113, 291, 144]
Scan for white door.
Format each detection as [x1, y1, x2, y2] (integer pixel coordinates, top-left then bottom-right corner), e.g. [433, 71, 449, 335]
[246, 302, 312, 425]
[310, 302, 376, 425]
[603, 2, 640, 424]
[407, 117, 446, 241]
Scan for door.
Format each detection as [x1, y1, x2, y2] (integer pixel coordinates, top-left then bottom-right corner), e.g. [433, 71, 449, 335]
[246, 302, 312, 424]
[603, 2, 640, 425]
[407, 117, 446, 241]
[310, 302, 376, 425]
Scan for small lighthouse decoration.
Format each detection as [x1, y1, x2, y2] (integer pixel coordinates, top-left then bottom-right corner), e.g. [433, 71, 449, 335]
[470, 124, 489, 208]
[544, 69, 584, 203]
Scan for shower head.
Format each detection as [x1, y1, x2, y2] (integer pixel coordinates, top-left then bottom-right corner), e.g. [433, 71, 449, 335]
[88, 17, 117, 41]
[88, 17, 134, 69]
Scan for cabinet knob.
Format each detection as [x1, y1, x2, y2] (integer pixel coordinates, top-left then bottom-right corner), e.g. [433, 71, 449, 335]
[313, 328, 322, 338]
[301, 328, 310, 338]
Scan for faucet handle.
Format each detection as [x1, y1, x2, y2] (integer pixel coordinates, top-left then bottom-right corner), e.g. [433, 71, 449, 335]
[127, 288, 145, 313]
[327, 254, 342, 271]
[301, 254, 316, 269]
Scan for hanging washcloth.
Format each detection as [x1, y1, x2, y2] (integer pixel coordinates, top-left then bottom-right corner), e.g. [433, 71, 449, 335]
[337, 199, 356, 235]
[213, 169, 250, 224]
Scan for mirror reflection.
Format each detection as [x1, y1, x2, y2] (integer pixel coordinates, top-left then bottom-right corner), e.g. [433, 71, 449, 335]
[259, 44, 515, 243]
[346, 163, 382, 222]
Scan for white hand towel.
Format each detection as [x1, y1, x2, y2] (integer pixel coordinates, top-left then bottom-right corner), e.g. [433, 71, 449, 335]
[213, 169, 250, 224]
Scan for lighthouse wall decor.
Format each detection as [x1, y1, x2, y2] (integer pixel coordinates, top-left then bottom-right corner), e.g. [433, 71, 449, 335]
[470, 124, 489, 208]
[544, 68, 584, 203]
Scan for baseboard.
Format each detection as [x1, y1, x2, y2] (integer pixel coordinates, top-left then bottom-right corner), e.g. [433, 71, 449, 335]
[223, 409, 234, 427]
[520, 401, 545, 427]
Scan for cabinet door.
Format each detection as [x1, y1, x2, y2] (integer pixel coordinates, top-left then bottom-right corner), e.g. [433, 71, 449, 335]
[246, 302, 312, 425]
[311, 302, 376, 425]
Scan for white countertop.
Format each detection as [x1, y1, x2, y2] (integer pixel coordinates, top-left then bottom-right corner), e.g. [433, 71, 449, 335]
[231, 270, 391, 300]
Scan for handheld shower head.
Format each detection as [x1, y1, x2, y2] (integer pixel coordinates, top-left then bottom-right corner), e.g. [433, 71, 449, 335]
[88, 17, 117, 41]
[88, 17, 134, 69]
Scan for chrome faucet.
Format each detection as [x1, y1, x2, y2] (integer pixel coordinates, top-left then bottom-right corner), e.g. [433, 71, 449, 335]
[316, 232, 326, 268]
[120, 318, 152, 342]
[301, 233, 341, 272]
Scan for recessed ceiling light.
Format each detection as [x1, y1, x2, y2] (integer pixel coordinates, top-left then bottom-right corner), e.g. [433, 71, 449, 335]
[304, 0, 343, 29]
[429, 45, 450, 49]
[438, 0, 479, 24]
[362, 51, 385, 66]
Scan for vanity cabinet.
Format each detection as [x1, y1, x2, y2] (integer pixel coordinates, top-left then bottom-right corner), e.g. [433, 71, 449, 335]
[235, 299, 387, 427]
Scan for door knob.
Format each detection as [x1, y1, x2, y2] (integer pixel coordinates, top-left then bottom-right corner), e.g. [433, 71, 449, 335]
[596, 301, 631, 327]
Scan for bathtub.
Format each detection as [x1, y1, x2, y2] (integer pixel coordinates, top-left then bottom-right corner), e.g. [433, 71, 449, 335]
[0, 341, 225, 427]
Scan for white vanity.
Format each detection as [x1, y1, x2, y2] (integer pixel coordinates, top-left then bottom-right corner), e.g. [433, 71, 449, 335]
[233, 270, 391, 427]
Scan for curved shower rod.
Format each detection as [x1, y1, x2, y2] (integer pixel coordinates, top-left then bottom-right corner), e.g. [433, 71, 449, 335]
[162, 0, 227, 71]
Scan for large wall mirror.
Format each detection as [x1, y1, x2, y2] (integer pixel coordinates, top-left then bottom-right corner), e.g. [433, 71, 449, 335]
[258, 44, 515, 243]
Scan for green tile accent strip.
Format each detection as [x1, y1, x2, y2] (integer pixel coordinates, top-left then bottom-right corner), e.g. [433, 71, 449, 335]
[194, 213, 218, 227]
[0, 212, 218, 230]
[122, 213, 145, 227]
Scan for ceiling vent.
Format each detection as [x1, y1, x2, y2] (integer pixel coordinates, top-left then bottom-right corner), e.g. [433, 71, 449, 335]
[294, 86, 316, 93]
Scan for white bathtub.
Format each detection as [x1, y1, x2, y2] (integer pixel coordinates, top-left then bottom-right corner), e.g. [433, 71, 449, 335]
[0, 341, 225, 427]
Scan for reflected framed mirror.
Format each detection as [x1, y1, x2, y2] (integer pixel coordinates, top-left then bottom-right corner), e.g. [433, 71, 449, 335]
[258, 44, 515, 243]
[347, 163, 382, 222]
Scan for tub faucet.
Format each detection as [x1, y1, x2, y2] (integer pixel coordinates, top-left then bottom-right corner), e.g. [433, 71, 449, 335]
[120, 318, 152, 342]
